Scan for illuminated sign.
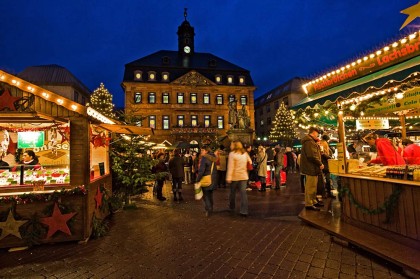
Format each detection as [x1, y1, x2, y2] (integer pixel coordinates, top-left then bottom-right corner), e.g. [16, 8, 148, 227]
[356, 119, 389, 130]
[305, 35, 420, 95]
[17, 131, 45, 148]
[365, 88, 420, 115]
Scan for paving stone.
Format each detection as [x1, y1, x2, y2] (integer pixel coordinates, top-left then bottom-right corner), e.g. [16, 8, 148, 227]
[293, 260, 310, 273]
[311, 258, 326, 268]
[307, 266, 324, 278]
[323, 267, 340, 278]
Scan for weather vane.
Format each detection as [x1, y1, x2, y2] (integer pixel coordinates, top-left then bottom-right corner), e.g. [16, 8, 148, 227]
[184, 8, 188, 21]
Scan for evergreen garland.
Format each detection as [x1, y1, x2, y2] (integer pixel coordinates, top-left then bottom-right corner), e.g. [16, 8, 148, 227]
[339, 185, 402, 223]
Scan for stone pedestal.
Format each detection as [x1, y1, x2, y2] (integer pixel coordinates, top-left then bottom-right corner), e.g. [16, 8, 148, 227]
[226, 129, 254, 145]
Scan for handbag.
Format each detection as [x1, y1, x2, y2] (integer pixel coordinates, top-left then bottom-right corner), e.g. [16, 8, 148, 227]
[200, 162, 214, 187]
[194, 183, 203, 200]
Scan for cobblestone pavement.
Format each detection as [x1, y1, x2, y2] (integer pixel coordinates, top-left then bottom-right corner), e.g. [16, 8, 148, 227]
[0, 173, 410, 279]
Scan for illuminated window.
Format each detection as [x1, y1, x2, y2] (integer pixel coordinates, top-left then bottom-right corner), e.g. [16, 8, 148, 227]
[162, 72, 170, 82]
[190, 93, 197, 104]
[177, 115, 185, 127]
[227, 75, 234, 84]
[134, 92, 142, 104]
[191, 115, 198, 127]
[215, 75, 222, 84]
[239, 76, 245, 85]
[240, 95, 247, 105]
[162, 93, 170, 104]
[216, 95, 223, 105]
[149, 115, 156, 129]
[204, 115, 211, 127]
[163, 115, 170, 130]
[148, 92, 156, 104]
[217, 116, 224, 129]
[177, 93, 184, 104]
[203, 93, 210, 104]
[148, 71, 156, 81]
[134, 71, 142, 80]
[228, 95, 235, 103]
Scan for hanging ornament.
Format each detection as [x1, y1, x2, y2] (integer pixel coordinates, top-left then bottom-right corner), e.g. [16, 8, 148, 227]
[0, 90, 21, 111]
[0, 209, 28, 240]
[40, 203, 77, 239]
[94, 185, 104, 209]
[1, 130, 9, 157]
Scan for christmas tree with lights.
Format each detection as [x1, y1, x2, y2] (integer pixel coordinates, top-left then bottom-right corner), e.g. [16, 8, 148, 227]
[90, 83, 115, 118]
[269, 102, 296, 145]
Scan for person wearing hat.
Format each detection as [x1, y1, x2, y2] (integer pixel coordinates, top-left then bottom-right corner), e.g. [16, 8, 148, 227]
[402, 139, 420, 165]
[300, 127, 324, 211]
[363, 133, 405, 166]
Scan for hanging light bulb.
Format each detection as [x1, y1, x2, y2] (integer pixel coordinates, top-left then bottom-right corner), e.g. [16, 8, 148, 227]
[395, 92, 404, 100]
[350, 104, 356, 111]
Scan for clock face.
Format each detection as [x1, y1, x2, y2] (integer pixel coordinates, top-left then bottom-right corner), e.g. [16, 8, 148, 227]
[184, 46, 191, 53]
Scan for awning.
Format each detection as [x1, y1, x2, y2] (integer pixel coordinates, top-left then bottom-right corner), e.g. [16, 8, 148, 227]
[98, 123, 153, 135]
[292, 55, 420, 110]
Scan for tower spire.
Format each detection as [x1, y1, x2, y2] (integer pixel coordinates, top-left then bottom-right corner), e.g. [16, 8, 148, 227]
[184, 8, 188, 21]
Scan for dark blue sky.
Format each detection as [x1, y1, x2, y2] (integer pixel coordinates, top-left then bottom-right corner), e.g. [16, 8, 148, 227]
[0, 1, 417, 107]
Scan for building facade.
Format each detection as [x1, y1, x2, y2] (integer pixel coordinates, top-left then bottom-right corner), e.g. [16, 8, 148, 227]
[254, 77, 307, 140]
[122, 12, 255, 145]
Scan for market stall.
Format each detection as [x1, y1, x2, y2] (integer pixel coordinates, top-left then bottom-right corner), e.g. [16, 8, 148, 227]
[0, 70, 113, 249]
[293, 31, 420, 275]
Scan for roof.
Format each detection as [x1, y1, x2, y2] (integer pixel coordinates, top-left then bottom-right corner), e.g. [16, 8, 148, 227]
[254, 77, 307, 106]
[123, 50, 254, 85]
[18, 64, 91, 96]
[291, 55, 420, 110]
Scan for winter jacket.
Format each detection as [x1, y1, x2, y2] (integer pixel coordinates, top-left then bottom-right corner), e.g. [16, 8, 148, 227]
[226, 151, 251, 182]
[370, 138, 405, 166]
[168, 155, 184, 179]
[300, 134, 323, 176]
[403, 143, 420, 164]
[152, 160, 168, 182]
[256, 150, 267, 177]
[196, 153, 218, 188]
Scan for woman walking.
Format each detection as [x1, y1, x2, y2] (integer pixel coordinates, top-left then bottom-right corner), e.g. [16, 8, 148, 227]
[226, 141, 252, 217]
[196, 146, 218, 217]
[256, 145, 267, 192]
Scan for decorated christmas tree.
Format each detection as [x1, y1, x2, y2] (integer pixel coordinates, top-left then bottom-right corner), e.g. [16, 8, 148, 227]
[90, 83, 115, 118]
[269, 102, 296, 145]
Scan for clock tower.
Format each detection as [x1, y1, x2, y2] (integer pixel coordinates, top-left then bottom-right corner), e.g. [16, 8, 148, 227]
[177, 8, 195, 55]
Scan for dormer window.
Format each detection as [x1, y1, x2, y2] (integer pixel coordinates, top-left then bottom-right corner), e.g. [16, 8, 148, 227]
[239, 76, 245, 85]
[215, 75, 222, 84]
[134, 71, 142, 81]
[162, 72, 170, 82]
[148, 71, 156, 81]
[162, 56, 170, 65]
[227, 75, 234, 84]
[208, 59, 217, 67]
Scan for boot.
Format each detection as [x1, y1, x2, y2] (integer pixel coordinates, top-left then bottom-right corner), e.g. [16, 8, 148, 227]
[258, 183, 266, 192]
[178, 192, 184, 201]
[173, 192, 178, 201]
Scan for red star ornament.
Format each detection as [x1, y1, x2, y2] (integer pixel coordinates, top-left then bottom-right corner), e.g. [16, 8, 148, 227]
[94, 185, 104, 209]
[0, 90, 21, 111]
[40, 203, 77, 239]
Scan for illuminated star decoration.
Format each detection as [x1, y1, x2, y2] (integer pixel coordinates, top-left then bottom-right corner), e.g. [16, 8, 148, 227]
[0, 90, 21, 111]
[94, 185, 104, 209]
[40, 203, 77, 239]
[400, 1, 420, 30]
[0, 210, 28, 240]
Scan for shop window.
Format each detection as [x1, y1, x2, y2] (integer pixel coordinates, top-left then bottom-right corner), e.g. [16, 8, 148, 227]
[190, 93, 197, 104]
[149, 115, 156, 129]
[177, 93, 184, 104]
[163, 115, 170, 130]
[191, 115, 198, 127]
[203, 93, 210, 104]
[148, 92, 156, 104]
[204, 115, 211, 127]
[217, 116, 224, 129]
[134, 70, 142, 80]
[177, 115, 185, 127]
[134, 92, 142, 104]
[162, 93, 170, 104]
[216, 94, 223, 105]
[240, 95, 247, 105]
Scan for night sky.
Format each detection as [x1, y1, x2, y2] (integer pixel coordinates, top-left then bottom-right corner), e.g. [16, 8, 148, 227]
[0, 1, 417, 107]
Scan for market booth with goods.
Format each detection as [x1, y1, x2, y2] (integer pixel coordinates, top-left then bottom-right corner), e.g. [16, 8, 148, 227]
[292, 31, 420, 275]
[0, 70, 113, 249]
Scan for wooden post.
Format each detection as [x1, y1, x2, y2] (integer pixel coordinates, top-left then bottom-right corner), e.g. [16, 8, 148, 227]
[399, 114, 406, 139]
[338, 111, 348, 173]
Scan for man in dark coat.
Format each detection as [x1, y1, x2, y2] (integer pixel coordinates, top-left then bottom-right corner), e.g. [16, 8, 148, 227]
[300, 127, 324, 211]
[168, 149, 185, 201]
